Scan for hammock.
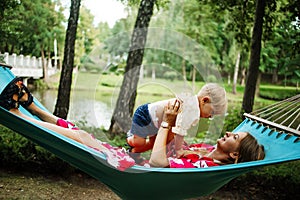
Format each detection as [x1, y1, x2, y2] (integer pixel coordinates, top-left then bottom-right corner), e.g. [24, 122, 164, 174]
[0, 64, 299, 200]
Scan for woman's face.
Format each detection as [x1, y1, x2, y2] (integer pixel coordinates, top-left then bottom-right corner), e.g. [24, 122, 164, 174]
[216, 132, 248, 153]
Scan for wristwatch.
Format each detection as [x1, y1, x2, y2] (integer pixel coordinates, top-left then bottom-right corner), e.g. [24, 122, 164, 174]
[161, 121, 171, 129]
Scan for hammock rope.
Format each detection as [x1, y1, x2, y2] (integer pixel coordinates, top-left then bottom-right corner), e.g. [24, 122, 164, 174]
[244, 94, 300, 136]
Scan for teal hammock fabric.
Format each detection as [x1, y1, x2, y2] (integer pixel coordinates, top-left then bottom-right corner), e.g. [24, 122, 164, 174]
[0, 64, 300, 200]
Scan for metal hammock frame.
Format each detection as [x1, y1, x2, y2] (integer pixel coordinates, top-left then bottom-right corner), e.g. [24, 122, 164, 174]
[244, 94, 300, 136]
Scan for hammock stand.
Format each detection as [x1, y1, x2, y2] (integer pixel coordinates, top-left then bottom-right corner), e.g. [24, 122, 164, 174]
[0, 64, 299, 200]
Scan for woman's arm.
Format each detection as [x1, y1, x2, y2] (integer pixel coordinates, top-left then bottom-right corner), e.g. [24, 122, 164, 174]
[149, 100, 180, 167]
[149, 127, 170, 167]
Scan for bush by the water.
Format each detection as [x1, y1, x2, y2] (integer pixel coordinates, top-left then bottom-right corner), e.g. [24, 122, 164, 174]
[259, 86, 299, 100]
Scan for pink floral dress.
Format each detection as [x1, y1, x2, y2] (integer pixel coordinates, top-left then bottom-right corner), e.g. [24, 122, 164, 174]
[167, 141, 220, 168]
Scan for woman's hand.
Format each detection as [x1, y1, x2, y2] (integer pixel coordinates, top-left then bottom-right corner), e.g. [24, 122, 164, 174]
[162, 100, 180, 128]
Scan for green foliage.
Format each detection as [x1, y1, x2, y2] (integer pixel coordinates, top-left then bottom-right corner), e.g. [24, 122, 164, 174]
[253, 161, 300, 184]
[0, 125, 76, 173]
[103, 21, 131, 62]
[0, 0, 19, 17]
[223, 106, 244, 132]
[163, 71, 177, 81]
[1, 0, 298, 90]
[34, 79, 48, 90]
[259, 86, 299, 100]
[74, 119, 112, 143]
[143, 49, 185, 79]
[206, 75, 217, 82]
[0, 125, 50, 163]
[0, 54, 4, 63]
[0, 0, 66, 56]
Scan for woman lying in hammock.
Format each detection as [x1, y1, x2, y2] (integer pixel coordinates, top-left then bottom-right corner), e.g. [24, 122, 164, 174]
[0, 77, 136, 171]
[0, 77, 265, 169]
[149, 100, 265, 168]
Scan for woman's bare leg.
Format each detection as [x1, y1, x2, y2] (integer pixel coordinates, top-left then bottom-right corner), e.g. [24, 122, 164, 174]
[9, 108, 110, 153]
[10, 108, 79, 141]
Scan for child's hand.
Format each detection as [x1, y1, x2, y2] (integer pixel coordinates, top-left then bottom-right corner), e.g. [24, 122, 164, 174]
[162, 100, 180, 128]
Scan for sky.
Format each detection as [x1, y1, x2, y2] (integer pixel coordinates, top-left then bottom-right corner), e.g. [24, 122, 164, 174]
[62, 0, 127, 27]
[82, 0, 127, 27]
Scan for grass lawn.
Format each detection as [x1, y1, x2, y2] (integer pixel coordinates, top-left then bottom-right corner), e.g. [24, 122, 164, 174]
[72, 72, 298, 106]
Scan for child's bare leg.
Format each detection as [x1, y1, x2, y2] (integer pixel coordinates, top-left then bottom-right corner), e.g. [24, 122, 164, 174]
[144, 135, 156, 151]
[127, 135, 147, 153]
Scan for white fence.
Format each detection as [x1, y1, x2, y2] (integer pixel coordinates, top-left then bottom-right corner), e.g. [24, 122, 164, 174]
[0, 52, 57, 79]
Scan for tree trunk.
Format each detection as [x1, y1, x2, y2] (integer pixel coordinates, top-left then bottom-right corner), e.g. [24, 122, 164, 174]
[255, 72, 261, 97]
[109, 0, 156, 137]
[242, 0, 266, 114]
[240, 67, 246, 86]
[182, 55, 186, 81]
[232, 51, 240, 94]
[192, 66, 196, 93]
[40, 45, 48, 81]
[152, 67, 156, 80]
[272, 67, 278, 84]
[53, 0, 81, 119]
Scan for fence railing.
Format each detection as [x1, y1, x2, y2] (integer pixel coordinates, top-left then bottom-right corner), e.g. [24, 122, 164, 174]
[0, 52, 57, 78]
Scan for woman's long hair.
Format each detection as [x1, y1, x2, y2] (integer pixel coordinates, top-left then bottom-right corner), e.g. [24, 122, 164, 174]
[237, 132, 265, 163]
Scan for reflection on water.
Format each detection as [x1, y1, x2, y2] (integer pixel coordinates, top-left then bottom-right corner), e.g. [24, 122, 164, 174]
[32, 89, 114, 129]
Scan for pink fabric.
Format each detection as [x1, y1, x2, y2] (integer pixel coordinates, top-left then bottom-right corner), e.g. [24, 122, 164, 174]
[100, 142, 135, 171]
[56, 119, 135, 171]
[86, 141, 135, 171]
[56, 118, 79, 130]
[169, 155, 219, 168]
[167, 141, 219, 168]
[90, 142, 135, 171]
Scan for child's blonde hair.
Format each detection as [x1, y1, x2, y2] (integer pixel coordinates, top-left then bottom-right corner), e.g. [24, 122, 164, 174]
[197, 83, 227, 115]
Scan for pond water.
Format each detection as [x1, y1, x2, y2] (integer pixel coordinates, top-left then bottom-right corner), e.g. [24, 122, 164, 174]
[32, 89, 114, 129]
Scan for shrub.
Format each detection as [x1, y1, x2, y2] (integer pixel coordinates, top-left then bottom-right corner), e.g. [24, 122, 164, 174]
[259, 86, 299, 100]
[163, 71, 177, 81]
[206, 75, 217, 82]
[0, 125, 75, 173]
[223, 106, 244, 132]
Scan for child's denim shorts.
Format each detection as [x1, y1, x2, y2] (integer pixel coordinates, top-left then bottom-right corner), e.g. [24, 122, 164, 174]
[127, 103, 158, 138]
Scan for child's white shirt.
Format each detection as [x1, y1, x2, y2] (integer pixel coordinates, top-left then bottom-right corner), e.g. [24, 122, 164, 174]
[148, 99, 174, 128]
[148, 94, 200, 136]
[172, 94, 200, 136]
